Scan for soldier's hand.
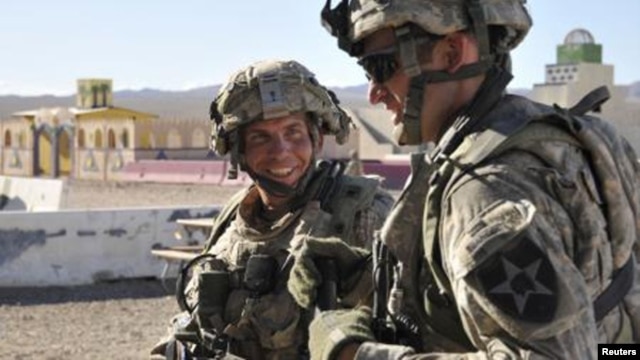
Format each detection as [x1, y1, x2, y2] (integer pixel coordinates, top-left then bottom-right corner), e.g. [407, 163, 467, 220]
[308, 307, 374, 360]
[287, 201, 370, 309]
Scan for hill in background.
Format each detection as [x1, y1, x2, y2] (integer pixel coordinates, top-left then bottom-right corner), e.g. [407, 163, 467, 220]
[1, 82, 639, 120]
[0, 84, 371, 120]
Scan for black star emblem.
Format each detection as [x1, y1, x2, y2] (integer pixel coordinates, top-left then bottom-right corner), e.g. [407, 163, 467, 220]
[476, 237, 558, 323]
[489, 257, 553, 315]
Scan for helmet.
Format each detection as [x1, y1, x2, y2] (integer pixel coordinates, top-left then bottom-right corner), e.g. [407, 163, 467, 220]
[210, 60, 351, 155]
[322, 0, 532, 56]
[321, 0, 532, 146]
[210, 59, 352, 179]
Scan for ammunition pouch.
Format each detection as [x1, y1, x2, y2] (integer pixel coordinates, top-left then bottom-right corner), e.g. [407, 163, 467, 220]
[170, 254, 236, 359]
[243, 254, 278, 296]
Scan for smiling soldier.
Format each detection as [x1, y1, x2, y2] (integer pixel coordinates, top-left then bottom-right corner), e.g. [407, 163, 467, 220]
[151, 59, 394, 360]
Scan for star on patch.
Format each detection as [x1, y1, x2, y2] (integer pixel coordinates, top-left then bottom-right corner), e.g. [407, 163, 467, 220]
[489, 257, 553, 314]
[476, 237, 558, 323]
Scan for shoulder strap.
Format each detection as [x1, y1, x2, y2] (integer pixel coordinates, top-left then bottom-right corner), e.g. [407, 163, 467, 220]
[306, 159, 383, 239]
[490, 119, 582, 158]
[430, 86, 637, 323]
[202, 187, 250, 253]
[569, 85, 610, 116]
[325, 173, 382, 238]
[451, 86, 611, 168]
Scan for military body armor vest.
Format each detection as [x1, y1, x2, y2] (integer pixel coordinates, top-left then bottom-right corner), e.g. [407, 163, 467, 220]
[419, 87, 639, 346]
[197, 163, 384, 359]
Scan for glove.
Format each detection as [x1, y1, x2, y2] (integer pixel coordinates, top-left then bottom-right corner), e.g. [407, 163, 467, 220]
[309, 307, 375, 360]
[287, 201, 371, 309]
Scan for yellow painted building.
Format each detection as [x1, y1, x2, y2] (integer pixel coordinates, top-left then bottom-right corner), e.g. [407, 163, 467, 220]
[0, 79, 164, 180]
[0, 78, 359, 180]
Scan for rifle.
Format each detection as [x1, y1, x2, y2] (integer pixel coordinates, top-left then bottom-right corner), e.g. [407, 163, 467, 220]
[371, 238, 423, 350]
[316, 258, 338, 310]
[312, 160, 344, 311]
[372, 237, 397, 343]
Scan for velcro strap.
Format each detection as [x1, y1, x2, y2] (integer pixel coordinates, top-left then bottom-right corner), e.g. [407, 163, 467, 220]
[594, 257, 634, 322]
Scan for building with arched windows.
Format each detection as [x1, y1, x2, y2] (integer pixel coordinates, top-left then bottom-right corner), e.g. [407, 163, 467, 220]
[2, 29, 638, 182]
[0, 77, 360, 181]
[0, 79, 211, 180]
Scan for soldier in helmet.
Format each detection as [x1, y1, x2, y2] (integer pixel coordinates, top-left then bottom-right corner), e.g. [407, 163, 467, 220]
[285, 1, 640, 359]
[151, 59, 394, 360]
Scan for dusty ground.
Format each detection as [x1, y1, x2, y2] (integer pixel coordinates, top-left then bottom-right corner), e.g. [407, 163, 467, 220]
[0, 180, 243, 360]
[1, 179, 401, 359]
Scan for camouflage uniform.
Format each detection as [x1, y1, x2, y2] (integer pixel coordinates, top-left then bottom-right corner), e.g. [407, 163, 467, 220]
[151, 59, 395, 360]
[313, 1, 640, 358]
[354, 94, 640, 359]
[202, 172, 392, 359]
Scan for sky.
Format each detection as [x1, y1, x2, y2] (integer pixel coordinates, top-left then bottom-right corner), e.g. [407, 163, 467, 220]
[1, 0, 639, 96]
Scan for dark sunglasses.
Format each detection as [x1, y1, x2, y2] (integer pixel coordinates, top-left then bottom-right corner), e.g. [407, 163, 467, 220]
[357, 46, 398, 84]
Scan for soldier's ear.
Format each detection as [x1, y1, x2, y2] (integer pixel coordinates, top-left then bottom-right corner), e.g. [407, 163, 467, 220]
[443, 32, 476, 73]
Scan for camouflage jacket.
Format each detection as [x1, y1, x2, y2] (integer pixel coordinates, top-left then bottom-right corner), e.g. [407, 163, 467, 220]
[153, 167, 394, 360]
[357, 95, 640, 359]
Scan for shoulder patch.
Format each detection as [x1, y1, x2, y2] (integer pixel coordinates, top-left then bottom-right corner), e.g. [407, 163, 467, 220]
[476, 236, 557, 323]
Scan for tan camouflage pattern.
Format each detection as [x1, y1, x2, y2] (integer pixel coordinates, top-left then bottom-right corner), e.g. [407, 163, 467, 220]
[357, 95, 640, 359]
[154, 171, 393, 360]
[208, 188, 309, 359]
[211, 60, 351, 156]
[348, 0, 531, 50]
[379, 153, 464, 350]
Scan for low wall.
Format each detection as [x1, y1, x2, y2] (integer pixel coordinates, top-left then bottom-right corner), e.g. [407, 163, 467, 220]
[0, 175, 65, 211]
[0, 205, 219, 286]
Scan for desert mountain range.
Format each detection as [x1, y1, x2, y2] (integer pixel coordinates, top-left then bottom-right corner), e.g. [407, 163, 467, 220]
[1, 82, 639, 121]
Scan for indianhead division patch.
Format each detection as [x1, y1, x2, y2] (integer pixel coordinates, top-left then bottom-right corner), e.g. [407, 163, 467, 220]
[476, 237, 558, 323]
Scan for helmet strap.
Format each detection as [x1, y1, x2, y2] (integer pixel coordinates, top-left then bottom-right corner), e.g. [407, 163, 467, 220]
[467, 0, 492, 65]
[396, 73, 427, 145]
[392, 25, 428, 145]
[434, 64, 513, 158]
[392, 0, 497, 146]
[227, 131, 241, 179]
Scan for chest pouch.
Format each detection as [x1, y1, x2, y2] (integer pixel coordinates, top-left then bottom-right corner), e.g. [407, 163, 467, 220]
[243, 254, 278, 296]
[198, 270, 231, 318]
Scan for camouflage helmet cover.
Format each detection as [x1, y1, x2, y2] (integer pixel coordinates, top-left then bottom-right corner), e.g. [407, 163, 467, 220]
[324, 0, 532, 55]
[210, 60, 352, 156]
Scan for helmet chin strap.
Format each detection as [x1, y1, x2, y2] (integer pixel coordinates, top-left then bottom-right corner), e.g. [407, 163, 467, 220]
[396, 59, 494, 145]
[394, 1, 494, 146]
[395, 71, 428, 145]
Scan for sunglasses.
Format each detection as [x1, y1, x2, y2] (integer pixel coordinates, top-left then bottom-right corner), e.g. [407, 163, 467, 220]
[357, 46, 399, 84]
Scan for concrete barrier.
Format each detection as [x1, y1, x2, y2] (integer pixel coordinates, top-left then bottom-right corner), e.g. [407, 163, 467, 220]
[0, 205, 220, 286]
[0, 175, 66, 211]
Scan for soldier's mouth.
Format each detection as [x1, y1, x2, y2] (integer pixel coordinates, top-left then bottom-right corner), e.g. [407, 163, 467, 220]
[267, 168, 295, 178]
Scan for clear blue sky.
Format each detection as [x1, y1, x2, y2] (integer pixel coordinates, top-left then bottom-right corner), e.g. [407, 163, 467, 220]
[1, 0, 639, 95]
